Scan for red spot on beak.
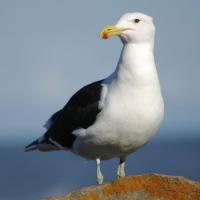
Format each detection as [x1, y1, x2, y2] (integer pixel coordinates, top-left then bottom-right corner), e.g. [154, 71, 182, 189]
[102, 33, 109, 39]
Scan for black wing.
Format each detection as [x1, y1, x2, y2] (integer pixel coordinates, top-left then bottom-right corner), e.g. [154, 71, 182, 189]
[26, 80, 104, 151]
[45, 80, 104, 148]
[43, 110, 62, 129]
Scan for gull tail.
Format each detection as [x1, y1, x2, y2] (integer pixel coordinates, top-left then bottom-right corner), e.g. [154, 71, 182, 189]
[25, 135, 60, 152]
[25, 138, 41, 152]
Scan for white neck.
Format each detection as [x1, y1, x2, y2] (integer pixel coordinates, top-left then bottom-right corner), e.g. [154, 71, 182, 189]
[103, 41, 160, 92]
[115, 42, 159, 86]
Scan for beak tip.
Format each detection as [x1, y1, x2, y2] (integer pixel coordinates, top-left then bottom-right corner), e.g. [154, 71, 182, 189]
[100, 32, 109, 40]
[102, 33, 109, 39]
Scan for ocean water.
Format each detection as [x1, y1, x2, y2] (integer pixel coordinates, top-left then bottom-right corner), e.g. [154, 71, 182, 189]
[0, 133, 200, 200]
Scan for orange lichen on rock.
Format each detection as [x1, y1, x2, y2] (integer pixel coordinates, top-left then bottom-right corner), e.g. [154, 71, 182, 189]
[102, 174, 200, 200]
[43, 174, 200, 200]
[76, 193, 100, 200]
[102, 176, 140, 195]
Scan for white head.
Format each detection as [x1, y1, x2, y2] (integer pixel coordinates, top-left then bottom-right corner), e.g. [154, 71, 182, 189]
[100, 12, 155, 44]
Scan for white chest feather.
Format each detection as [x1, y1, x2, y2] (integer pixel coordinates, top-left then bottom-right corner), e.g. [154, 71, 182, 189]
[88, 81, 164, 149]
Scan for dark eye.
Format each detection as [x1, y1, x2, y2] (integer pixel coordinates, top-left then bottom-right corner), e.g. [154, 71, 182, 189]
[134, 18, 140, 23]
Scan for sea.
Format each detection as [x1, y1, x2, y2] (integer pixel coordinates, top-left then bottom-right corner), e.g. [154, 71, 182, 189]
[0, 131, 199, 200]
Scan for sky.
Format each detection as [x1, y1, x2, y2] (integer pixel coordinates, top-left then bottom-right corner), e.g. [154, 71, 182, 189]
[0, 0, 200, 141]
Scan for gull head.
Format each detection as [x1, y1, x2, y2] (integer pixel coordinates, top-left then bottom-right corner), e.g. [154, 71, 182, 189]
[100, 12, 155, 44]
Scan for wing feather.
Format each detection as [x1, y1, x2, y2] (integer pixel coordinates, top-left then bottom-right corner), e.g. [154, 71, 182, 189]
[44, 80, 103, 148]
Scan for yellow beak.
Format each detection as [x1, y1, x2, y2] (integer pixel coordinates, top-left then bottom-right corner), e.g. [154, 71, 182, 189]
[99, 25, 129, 39]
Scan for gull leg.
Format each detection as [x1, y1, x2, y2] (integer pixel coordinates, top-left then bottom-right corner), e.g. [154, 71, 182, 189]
[117, 157, 126, 178]
[96, 158, 104, 184]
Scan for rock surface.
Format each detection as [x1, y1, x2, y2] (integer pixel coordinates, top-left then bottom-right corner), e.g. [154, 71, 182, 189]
[43, 174, 200, 200]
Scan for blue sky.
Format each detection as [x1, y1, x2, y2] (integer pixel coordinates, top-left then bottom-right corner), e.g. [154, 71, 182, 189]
[0, 0, 199, 140]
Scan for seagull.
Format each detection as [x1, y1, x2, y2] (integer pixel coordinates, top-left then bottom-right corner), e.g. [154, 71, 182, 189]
[25, 12, 164, 184]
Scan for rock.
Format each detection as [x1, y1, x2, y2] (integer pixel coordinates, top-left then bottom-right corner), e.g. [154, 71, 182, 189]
[43, 174, 200, 200]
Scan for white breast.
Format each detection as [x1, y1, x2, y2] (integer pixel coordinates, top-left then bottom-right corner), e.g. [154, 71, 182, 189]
[91, 82, 162, 146]
[73, 80, 164, 160]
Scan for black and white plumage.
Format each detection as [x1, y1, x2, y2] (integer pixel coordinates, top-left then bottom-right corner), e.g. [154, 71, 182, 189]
[26, 80, 103, 151]
[25, 12, 164, 184]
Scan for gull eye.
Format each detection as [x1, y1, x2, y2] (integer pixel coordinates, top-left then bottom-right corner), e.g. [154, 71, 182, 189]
[134, 18, 140, 23]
